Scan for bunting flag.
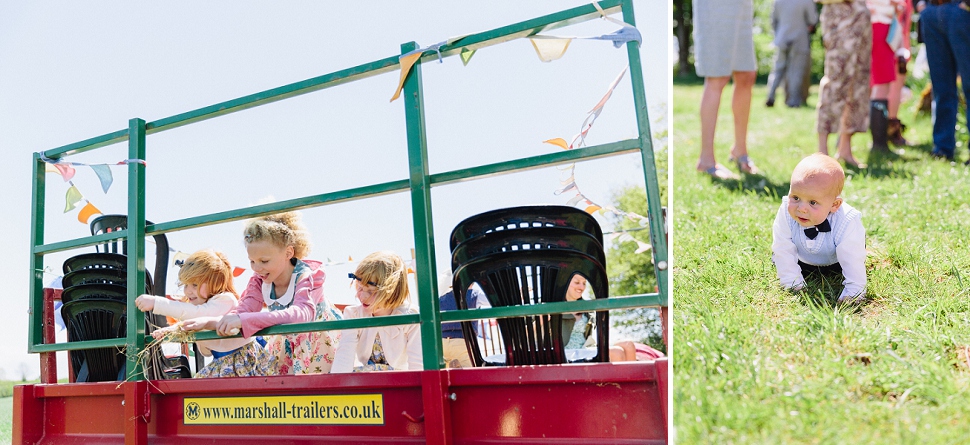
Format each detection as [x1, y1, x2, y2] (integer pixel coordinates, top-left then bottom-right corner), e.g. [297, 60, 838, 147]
[232, 267, 246, 277]
[172, 251, 190, 267]
[460, 48, 476, 66]
[89, 164, 113, 193]
[52, 163, 76, 182]
[76, 202, 102, 224]
[64, 185, 83, 212]
[541, 64, 653, 253]
[39, 153, 147, 226]
[390, 51, 424, 102]
[529, 37, 572, 62]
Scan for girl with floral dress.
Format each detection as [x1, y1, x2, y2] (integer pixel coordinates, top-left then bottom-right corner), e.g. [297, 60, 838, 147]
[135, 249, 275, 378]
[331, 251, 423, 373]
[186, 212, 341, 375]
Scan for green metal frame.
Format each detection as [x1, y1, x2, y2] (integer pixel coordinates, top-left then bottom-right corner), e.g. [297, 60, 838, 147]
[27, 0, 667, 376]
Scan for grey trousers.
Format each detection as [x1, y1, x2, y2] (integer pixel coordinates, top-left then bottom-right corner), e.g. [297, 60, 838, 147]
[767, 36, 812, 107]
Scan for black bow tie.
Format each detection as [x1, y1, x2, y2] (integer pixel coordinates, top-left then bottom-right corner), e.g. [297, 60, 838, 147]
[804, 219, 831, 240]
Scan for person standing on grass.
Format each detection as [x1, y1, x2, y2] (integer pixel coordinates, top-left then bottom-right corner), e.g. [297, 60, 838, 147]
[692, 0, 759, 180]
[815, 0, 872, 169]
[917, 0, 970, 163]
[766, 0, 819, 108]
[771, 153, 867, 303]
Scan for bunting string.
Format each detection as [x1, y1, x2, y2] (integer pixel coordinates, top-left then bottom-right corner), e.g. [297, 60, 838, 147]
[389, 1, 640, 100]
[542, 66, 651, 254]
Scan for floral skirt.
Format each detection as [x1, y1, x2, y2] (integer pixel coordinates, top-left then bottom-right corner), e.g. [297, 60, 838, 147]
[265, 330, 339, 375]
[195, 341, 275, 378]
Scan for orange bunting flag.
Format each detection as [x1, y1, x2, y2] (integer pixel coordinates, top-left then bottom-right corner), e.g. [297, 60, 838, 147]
[76, 202, 102, 224]
[390, 52, 424, 102]
[543, 138, 570, 150]
[64, 186, 83, 212]
[232, 267, 246, 277]
[584, 205, 601, 214]
[348, 255, 354, 262]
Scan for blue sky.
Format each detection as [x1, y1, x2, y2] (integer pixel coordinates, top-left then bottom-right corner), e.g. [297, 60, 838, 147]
[0, 0, 669, 379]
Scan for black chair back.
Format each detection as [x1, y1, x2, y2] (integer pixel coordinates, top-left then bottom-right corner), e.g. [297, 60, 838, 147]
[451, 226, 606, 273]
[452, 249, 609, 366]
[60, 299, 127, 382]
[449, 205, 604, 252]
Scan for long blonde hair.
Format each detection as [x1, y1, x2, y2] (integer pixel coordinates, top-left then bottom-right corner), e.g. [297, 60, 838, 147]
[178, 249, 237, 298]
[354, 251, 410, 313]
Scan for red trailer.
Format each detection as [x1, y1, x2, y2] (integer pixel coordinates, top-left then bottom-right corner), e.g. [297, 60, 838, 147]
[15, 1, 668, 443]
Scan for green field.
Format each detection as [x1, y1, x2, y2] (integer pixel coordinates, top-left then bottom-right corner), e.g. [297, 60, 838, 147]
[673, 80, 970, 444]
[1, 396, 11, 443]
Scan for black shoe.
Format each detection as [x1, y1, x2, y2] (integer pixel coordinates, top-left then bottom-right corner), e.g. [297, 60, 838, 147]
[931, 150, 955, 162]
[765, 99, 774, 108]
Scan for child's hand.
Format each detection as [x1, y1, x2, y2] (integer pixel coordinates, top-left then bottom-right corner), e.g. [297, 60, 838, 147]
[151, 326, 175, 340]
[215, 315, 242, 337]
[181, 318, 211, 332]
[134, 295, 155, 312]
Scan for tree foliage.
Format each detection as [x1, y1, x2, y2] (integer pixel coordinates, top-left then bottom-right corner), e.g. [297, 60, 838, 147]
[606, 186, 665, 351]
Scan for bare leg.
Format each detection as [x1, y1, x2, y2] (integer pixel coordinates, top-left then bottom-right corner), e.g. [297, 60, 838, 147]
[888, 74, 905, 118]
[697, 76, 731, 172]
[730, 71, 757, 165]
[818, 132, 830, 155]
[837, 131, 864, 167]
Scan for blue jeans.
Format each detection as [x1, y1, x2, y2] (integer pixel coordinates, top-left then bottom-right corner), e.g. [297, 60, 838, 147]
[921, 2, 970, 158]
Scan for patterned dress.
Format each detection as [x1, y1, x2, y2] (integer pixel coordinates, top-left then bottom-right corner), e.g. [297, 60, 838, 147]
[352, 334, 394, 372]
[816, 0, 872, 134]
[196, 340, 276, 378]
[260, 261, 342, 375]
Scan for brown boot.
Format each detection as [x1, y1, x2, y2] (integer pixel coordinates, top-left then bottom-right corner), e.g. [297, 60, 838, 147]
[887, 118, 912, 146]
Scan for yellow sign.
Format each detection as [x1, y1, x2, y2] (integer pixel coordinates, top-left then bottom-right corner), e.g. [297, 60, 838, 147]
[183, 394, 384, 425]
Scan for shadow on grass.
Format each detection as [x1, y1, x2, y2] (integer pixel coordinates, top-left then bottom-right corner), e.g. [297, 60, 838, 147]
[699, 171, 792, 199]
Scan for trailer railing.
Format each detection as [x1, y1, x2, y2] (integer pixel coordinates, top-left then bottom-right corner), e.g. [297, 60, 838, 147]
[28, 0, 667, 382]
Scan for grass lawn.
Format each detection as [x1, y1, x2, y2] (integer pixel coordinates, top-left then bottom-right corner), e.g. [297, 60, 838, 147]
[673, 80, 970, 444]
[0, 396, 11, 443]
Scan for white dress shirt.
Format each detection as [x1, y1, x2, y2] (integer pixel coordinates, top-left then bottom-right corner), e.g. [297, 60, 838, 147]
[771, 197, 867, 300]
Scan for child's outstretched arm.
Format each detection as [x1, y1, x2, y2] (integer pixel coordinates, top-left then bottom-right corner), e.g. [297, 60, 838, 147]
[836, 218, 867, 301]
[234, 271, 320, 338]
[771, 199, 806, 291]
[139, 293, 236, 320]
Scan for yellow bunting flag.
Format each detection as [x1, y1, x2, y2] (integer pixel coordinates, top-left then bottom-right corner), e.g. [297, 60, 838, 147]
[584, 205, 601, 214]
[459, 48, 476, 66]
[390, 52, 424, 102]
[543, 138, 569, 150]
[529, 37, 571, 62]
[77, 202, 102, 224]
[64, 186, 83, 212]
[44, 163, 59, 174]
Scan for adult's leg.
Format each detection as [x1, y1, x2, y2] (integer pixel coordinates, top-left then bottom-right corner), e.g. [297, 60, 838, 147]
[730, 70, 758, 173]
[921, 4, 958, 159]
[698, 75, 731, 173]
[786, 38, 811, 107]
[949, 4, 970, 162]
[767, 40, 791, 106]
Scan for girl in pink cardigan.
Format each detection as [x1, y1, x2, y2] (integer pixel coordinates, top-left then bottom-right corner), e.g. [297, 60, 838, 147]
[186, 212, 341, 375]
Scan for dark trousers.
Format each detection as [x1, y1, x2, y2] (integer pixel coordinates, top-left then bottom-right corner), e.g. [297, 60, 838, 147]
[798, 260, 843, 280]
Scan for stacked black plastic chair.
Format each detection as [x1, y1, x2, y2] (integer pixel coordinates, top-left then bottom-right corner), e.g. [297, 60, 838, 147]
[59, 215, 175, 381]
[449, 205, 610, 367]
